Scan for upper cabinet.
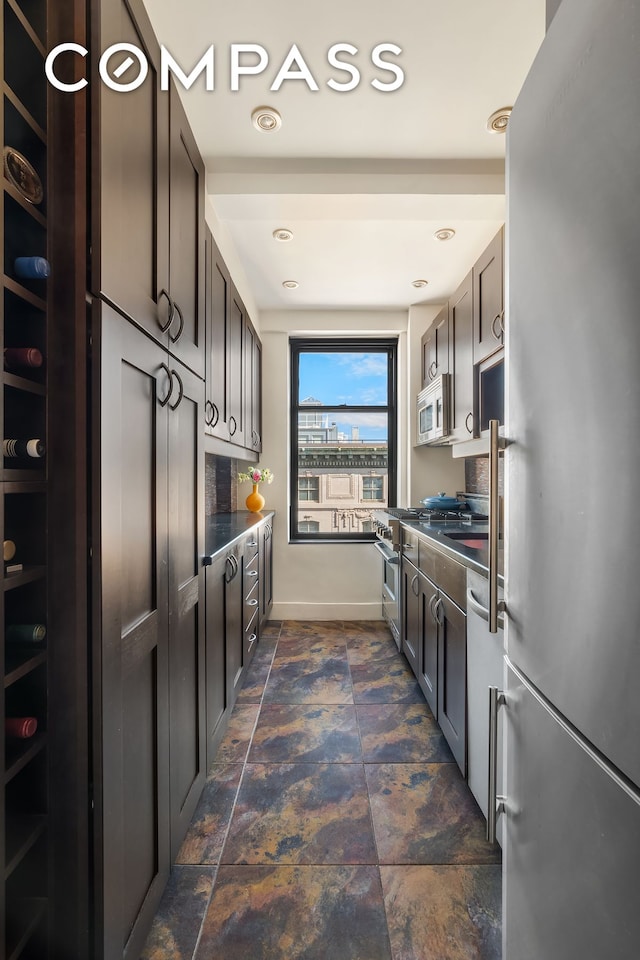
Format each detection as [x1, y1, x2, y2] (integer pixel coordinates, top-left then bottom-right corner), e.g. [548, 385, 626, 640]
[205, 228, 262, 457]
[92, 0, 205, 379]
[448, 271, 475, 443]
[421, 304, 449, 385]
[473, 227, 504, 364]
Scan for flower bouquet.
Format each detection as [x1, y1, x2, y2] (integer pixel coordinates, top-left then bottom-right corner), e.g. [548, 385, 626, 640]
[238, 466, 273, 512]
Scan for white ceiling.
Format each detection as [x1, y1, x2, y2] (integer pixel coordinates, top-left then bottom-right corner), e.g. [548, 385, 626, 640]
[143, 0, 545, 311]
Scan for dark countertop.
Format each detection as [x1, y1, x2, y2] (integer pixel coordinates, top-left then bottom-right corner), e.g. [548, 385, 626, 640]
[205, 510, 275, 559]
[400, 519, 504, 583]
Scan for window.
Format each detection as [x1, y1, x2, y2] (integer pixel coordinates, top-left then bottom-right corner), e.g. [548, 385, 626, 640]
[362, 476, 384, 500]
[299, 520, 320, 533]
[290, 338, 397, 541]
[299, 476, 320, 501]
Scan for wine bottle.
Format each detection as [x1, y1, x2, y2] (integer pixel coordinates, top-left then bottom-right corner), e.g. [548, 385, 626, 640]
[5, 717, 38, 739]
[3, 439, 45, 459]
[4, 347, 44, 370]
[3, 540, 16, 562]
[5, 623, 46, 643]
[14, 257, 50, 280]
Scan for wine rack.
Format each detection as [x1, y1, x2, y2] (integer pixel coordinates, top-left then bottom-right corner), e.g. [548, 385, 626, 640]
[2, 0, 50, 956]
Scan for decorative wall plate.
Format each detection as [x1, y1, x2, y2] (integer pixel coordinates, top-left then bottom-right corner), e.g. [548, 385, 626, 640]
[3, 147, 43, 204]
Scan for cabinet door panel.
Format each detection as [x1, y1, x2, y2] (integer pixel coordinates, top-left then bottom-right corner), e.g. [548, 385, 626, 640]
[438, 595, 467, 774]
[168, 86, 205, 378]
[94, 0, 170, 341]
[205, 232, 230, 440]
[473, 228, 504, 363]
[449, 272, 474, 441]
[167, 362, 205, 858]
[418, 573, 438, 716]
[401, 557, 419, 674]
[225, 547, 244, 702]
[227, 292, 244, 445]
[205, 556, 228, 767]
[98, 305, 169, 960]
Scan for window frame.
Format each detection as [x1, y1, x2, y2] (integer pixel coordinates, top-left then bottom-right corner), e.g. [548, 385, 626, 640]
[290, 337, 397, 543]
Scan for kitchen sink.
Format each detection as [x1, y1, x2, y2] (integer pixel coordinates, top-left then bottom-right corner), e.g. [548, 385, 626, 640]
[443, 531, 488, 540]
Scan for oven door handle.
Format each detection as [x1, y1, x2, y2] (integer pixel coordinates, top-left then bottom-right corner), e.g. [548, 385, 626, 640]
[373, 540, 399, 563]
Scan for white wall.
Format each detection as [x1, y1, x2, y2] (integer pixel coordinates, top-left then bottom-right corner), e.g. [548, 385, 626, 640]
[259, 309, 407, 621]
[407, 304, 466, 502]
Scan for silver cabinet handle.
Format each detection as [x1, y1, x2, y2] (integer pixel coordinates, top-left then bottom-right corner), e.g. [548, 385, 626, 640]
[246, 569, 258, 577]
[428, 593, 438, 622]
[410, 573, 419, 597]
[157, 289, 174, 333]
[247, 539, 258, 547]
[487, 686, 506, 844]
[434, 597, 444, 626]
[158, 362, 173, 407]
[168, 369, 183, 410]
[466, 588, 505, 629]
[429, 361, 437, 379]
[229, 415, 237, 436]
[169, 300, 184, 343]
[247, 598, 258, 606]
[465, 411, 474, 435]
[491, 311, 504, 341]
[248, 633, 257, 649]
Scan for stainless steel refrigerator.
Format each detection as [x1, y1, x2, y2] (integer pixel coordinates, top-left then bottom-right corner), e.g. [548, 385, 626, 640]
[504, 0, 640, 956]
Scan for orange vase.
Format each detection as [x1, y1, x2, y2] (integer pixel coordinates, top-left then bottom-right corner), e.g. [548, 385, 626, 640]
[245, 483, 265, 513]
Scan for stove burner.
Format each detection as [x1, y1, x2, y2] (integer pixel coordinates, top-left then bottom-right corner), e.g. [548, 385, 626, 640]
[383, 507, 488, 524]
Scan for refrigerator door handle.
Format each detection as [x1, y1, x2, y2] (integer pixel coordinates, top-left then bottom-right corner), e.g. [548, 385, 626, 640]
[489, 419, 508, 632]
[487, 685, 506, 843]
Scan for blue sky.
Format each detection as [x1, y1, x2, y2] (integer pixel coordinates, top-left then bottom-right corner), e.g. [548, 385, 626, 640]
[298, 352, 389, 440]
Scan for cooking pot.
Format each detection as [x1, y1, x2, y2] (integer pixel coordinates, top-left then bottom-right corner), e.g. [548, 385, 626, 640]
[419, 492, 466, 511]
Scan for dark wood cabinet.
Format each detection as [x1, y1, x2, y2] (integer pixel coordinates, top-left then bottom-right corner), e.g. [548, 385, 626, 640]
[449, 271, 475, 441]
[418, 572, 439, 718]
[401, 556, 420, 675]
[93, 0, 205, 379]
[167, 87, 205, 379]
[204, 228, 263, 455]
[436, 592, 467, 772]
[92, 0, 170, 342]
[260, 519, 273, 627]
[96, 304, 171, 960]
[223, 544, 244, 704]
[167, 358, 206, 858]
[401, 530, 468, 774]
[204, 232, 230, 442]
[421, 304, 449, 385]
[95, 304, 205, 957]
[204, 552, 229, 768]
[473, 227, 504, 364]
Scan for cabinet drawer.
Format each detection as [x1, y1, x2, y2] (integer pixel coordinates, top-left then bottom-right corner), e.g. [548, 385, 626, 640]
[402, 528, 420, 563]
[418, 539, 466, 608]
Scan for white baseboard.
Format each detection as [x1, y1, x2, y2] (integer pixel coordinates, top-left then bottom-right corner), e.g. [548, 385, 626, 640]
[270, 601, 383, 621]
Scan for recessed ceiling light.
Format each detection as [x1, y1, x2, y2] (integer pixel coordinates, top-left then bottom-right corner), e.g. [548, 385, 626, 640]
[434, 228, 456, 241]
[282, 280, 299, 289]
[486, 106, 513, 133]
[412, 279, 429, 288]
[251, 106, 282, 132]
[273, 228, 293, 242]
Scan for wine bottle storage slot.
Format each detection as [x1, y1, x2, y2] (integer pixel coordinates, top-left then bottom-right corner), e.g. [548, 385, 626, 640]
[5, 748, 46, 822]
[8, 0, 45, 45]
[2, 494, 46, 566]
[4, 662, 45, 730]
[4, 289, 47, 387]
[3, 197, 46, 282]
[5, 897, 47, 960]
[3, 100, 46, 211]
[3, 3, 45, 130]
[5, 577, 46, 629]
[3, 390, 45, 478]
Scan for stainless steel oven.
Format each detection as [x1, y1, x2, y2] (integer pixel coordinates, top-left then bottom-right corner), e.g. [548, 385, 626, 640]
[416, 374, 451, 445]
[372, 512, 401, 648]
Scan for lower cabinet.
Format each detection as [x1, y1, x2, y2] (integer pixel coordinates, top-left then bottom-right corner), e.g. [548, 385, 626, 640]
[96, 303, 205, 960]
[204, 515, 274, 768]
[400, 528, 467, 775]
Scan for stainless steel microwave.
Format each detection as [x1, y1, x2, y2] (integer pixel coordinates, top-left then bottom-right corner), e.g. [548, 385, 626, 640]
[416, 374, 451, 445]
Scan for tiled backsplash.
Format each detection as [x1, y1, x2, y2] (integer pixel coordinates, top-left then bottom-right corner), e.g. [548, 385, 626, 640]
[206, 454, 238, 515]
[464, 457, 504, 497]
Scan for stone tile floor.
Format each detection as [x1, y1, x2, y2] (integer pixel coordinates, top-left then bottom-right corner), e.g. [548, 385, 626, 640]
[141, 620, 501, 960]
